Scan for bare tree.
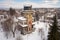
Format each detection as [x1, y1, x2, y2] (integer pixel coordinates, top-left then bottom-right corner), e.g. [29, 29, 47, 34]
[2, 18, 12, 38]
[2, 18, 17, 38]
[9, 8, 16, 16]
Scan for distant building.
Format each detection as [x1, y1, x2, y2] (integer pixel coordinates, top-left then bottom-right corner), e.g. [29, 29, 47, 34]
[43, 12, 54, 23]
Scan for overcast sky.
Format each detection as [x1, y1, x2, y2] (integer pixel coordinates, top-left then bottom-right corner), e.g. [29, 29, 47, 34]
[0, 0, 60, 8]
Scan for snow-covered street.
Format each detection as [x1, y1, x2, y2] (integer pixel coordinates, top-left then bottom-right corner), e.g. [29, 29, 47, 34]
[0, 21, 50, 40]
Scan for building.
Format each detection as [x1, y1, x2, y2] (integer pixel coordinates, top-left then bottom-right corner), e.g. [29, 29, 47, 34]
[18, 5, 35, 34]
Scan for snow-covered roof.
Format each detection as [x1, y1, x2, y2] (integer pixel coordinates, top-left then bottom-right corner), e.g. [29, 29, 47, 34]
[57, 19, 60, 22]
[21, 24, 28, 27]
[47, 14, 54, 18]
[50, 9, 54, 12]
[19, 22, 36, 27]
[17, 17, 26, 21]
[32, 22, 36, 24]
[18, 23, 28, 27]
[16, 11, 20, 14]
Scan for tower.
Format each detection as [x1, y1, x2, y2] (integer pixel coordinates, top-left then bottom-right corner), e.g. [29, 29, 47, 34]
[21, 4, 36, 33]
[22, 5, 33, 32]
[24, 5, 32, 10]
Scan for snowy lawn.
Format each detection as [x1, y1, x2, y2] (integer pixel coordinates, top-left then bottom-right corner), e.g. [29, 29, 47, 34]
[21, 21, 50, 40]
[0, 21, 50, 40]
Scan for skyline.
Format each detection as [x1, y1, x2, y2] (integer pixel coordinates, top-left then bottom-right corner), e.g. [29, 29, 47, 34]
[0, 0, 60, 8]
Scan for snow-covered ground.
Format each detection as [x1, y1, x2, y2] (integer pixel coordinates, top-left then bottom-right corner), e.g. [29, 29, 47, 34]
[21, 21, 50, 40]
[0, 21, 50, 40]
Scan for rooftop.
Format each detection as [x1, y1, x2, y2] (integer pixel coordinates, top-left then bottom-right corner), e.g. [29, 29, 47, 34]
[17, 17, 26, 21]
